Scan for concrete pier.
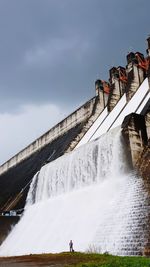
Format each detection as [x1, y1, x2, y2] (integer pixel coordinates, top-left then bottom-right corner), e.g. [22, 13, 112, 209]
[122, 113, 148, 167]
[108, 66, 127, 111]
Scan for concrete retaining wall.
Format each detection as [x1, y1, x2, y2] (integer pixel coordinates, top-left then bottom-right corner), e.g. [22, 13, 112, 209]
[0, 97, 97, 176]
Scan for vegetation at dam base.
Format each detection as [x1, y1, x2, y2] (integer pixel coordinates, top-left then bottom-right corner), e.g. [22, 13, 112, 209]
[0, 252, 150, 267]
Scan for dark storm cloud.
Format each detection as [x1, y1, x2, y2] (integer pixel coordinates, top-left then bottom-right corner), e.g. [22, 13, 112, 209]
[0, 0, 150, 112]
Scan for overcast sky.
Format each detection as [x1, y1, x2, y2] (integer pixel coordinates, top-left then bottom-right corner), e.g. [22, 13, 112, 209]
[0, 0, 150, 164]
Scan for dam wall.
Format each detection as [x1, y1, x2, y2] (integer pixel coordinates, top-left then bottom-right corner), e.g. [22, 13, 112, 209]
[0, 119, 149, 256]
[0, 38, 150, 255]
[0, 123, 84, 210]
[0, 96, 98, 175]
[1, 38, 150, 177]
[0, 37, 150, 212]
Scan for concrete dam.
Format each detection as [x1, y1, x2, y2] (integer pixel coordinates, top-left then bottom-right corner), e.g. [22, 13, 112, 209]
[0, 38, 150, 256]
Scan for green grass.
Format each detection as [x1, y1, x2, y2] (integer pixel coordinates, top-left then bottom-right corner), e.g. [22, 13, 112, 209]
[1, 251, 150, 267]
[63, 252, 150, 267]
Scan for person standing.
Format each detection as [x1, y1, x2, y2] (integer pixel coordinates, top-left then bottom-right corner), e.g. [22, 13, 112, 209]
[69, 240, 74, 252]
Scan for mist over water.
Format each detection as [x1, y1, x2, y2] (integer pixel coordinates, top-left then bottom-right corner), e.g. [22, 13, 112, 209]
[0, 127, 148, 256]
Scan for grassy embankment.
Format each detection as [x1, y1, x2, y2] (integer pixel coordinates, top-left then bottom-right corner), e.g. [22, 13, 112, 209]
[65, 252, 150, 267]
[1, 252, 150, 267]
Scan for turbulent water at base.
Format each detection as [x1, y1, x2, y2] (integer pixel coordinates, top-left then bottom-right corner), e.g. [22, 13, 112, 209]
[0, 127, 148, 256]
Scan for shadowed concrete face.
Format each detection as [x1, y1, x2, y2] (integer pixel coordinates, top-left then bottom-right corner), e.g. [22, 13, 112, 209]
[0, 122, 84, 211]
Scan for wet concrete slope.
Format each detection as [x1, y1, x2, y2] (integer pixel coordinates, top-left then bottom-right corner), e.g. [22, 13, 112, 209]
[0, 123, 83, 211]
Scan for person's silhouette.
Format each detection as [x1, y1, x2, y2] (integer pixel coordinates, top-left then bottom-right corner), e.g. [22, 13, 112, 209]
[69, 240, 74, 252]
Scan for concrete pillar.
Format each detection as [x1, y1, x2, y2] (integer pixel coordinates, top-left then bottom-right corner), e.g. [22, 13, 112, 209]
[108, 66, 127, 112]
[146, 37, 150, 90]
[126, 52, 146, 101]
[144, 38, 150, 139]
[145, 111, 150, 140]
[146, 37, 150, 57]
[95, 79, 109, 108]
[122, 113, 148, 167]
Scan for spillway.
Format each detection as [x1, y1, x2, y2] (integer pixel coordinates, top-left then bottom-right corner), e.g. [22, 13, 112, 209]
[0, 128, 148, 256]
[76, 77, 150, 147]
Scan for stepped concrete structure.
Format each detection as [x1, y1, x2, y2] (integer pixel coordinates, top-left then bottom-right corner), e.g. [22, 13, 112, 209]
[0, 38, 150, 252]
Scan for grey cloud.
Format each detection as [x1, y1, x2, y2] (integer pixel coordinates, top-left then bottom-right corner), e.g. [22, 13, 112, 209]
[0, 0, 150, 112]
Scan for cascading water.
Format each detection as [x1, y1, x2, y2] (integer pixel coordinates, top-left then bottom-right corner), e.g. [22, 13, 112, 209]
[0, 127, 148, 256]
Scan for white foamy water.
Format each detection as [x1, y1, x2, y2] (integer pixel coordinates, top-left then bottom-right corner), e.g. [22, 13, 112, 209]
[0, 128, 148, 256]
